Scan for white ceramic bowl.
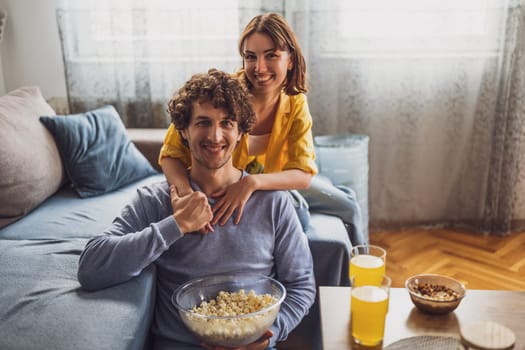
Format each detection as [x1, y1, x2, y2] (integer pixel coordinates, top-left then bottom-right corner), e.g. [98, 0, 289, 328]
[172, 273, 285, 347]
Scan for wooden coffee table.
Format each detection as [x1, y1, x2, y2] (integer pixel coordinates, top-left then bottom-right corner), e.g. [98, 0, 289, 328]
[320, 286, 525, 349]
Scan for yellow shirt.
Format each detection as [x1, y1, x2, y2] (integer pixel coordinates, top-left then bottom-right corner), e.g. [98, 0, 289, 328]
[159, 92, 318, 175]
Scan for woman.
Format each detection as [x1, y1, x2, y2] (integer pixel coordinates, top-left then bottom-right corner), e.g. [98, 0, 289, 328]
[159, 13, 365, 245]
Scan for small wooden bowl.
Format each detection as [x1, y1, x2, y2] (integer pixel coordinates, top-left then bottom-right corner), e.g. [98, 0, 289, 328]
[405, 274, 466, 314]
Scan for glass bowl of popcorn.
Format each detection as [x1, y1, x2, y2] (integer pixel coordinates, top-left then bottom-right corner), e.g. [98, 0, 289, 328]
[172, 272, 286, 347]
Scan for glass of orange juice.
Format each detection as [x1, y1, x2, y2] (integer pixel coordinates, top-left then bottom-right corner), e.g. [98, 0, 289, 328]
[351, 275, 391, 347]
[350, 244, 386, 286]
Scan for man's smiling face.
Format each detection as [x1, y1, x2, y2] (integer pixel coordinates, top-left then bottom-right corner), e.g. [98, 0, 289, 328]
[181, 100, 241, 171]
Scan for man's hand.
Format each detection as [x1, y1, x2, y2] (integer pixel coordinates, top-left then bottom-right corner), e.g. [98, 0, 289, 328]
[171, 186, 213, 234]
[211, 176, 256, 226]
[201, 330, 273, 350]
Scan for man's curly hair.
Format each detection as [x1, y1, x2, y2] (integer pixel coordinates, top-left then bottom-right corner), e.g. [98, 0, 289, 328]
[167, 68, 256, 134]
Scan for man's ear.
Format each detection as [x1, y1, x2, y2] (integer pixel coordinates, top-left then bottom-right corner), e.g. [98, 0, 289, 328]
[180, 130, 189, 147]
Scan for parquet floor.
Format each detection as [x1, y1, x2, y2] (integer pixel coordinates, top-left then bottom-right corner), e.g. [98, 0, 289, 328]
[369, 228, 525, 291]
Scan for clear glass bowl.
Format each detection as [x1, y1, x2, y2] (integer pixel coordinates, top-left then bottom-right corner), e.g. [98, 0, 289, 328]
[172, 273, 286, 347]
[405, 274, 466, 314]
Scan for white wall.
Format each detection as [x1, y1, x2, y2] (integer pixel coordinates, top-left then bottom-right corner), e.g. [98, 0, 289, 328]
[0, 0, 67, 99]
[0, 54, 5, 96]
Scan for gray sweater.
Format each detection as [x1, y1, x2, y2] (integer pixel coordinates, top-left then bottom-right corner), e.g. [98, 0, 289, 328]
[77, 178, 316, 349]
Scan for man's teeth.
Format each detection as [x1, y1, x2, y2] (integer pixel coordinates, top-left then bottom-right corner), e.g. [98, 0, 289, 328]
[205, 144, 223, 151]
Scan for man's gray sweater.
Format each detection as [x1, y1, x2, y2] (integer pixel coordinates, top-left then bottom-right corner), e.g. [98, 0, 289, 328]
[77, 178, 316, 349]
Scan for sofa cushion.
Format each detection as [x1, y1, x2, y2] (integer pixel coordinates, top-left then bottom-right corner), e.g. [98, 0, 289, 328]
[0, 86, 64, 229]
[0, 174, 165, 240]
[0, 238, 156, 350]
[40, 105, 158, 198]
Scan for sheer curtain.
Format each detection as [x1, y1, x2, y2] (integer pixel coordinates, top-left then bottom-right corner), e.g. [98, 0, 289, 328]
[56, 0, 524, 235]
[56, 0, 281, 127]
[288, 0, 525, 235]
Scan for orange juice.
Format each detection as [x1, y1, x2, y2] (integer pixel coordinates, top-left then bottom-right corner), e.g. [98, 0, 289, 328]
[350, 254, 385, 286]
[351, 285, 389, 346]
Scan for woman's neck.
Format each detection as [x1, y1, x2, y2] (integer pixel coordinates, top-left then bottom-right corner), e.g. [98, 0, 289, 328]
[251, 92, 280, 135]
[253, 90, 280, 107]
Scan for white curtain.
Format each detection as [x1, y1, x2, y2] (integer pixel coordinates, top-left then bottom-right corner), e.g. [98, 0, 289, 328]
[287, 0, 525, 235]
[56, 0, 525, 235]
[56, 0, 283, 127]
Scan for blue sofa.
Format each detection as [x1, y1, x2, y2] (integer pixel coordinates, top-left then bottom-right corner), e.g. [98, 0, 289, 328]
[0, 87, 352, 350]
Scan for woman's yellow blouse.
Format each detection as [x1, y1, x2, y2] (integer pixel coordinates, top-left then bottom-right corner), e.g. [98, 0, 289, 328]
[159, 92, 318, 175]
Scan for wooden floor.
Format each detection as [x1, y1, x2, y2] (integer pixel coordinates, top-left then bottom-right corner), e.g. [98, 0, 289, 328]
[369, 228, 525, 291]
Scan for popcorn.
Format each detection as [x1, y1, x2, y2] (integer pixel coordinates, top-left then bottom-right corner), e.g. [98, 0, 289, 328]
[191, 289, 276, 316]
[183, 289, 279, 346]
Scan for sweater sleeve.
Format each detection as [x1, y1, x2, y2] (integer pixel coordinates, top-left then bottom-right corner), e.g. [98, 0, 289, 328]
[77, 184, 183, 291]
[268, 191, 316, 346]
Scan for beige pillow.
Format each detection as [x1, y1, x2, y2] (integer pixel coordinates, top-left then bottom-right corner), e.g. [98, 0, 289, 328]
[0, 86, 64, 228]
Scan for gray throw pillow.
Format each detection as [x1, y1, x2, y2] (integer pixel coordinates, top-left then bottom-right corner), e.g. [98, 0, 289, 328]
[39, 105, 158, 198]
[0, 86, 65, 228]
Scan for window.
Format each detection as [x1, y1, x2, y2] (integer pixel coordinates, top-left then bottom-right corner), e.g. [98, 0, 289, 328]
[319, 0, 508, 57]
[60, 0, 240, 63]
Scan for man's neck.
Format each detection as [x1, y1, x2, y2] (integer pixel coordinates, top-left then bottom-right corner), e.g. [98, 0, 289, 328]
[189, 165, 242, 197]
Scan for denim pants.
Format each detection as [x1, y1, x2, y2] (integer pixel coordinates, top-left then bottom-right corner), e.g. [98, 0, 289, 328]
[293, 174, 366, 246]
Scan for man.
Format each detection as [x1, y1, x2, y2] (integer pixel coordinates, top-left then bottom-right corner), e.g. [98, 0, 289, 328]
[77, 69, 316, 350]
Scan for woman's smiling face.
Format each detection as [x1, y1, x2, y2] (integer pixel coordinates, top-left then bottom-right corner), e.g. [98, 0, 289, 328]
[242, 32, 292, 96]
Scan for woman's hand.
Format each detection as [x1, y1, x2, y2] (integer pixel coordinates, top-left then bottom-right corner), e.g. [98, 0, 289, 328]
[211, 176, 256, 226]
[201, 330, 272, 350]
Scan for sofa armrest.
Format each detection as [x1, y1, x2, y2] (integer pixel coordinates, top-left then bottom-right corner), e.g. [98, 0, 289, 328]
[306, 213, 351, 286]
[127, 128, 165, 172]
[0, 239, 157, 350]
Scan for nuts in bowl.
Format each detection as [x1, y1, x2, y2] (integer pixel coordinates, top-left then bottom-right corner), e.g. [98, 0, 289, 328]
[172, 273, 286, 347]
[405, 274, 466, 314]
